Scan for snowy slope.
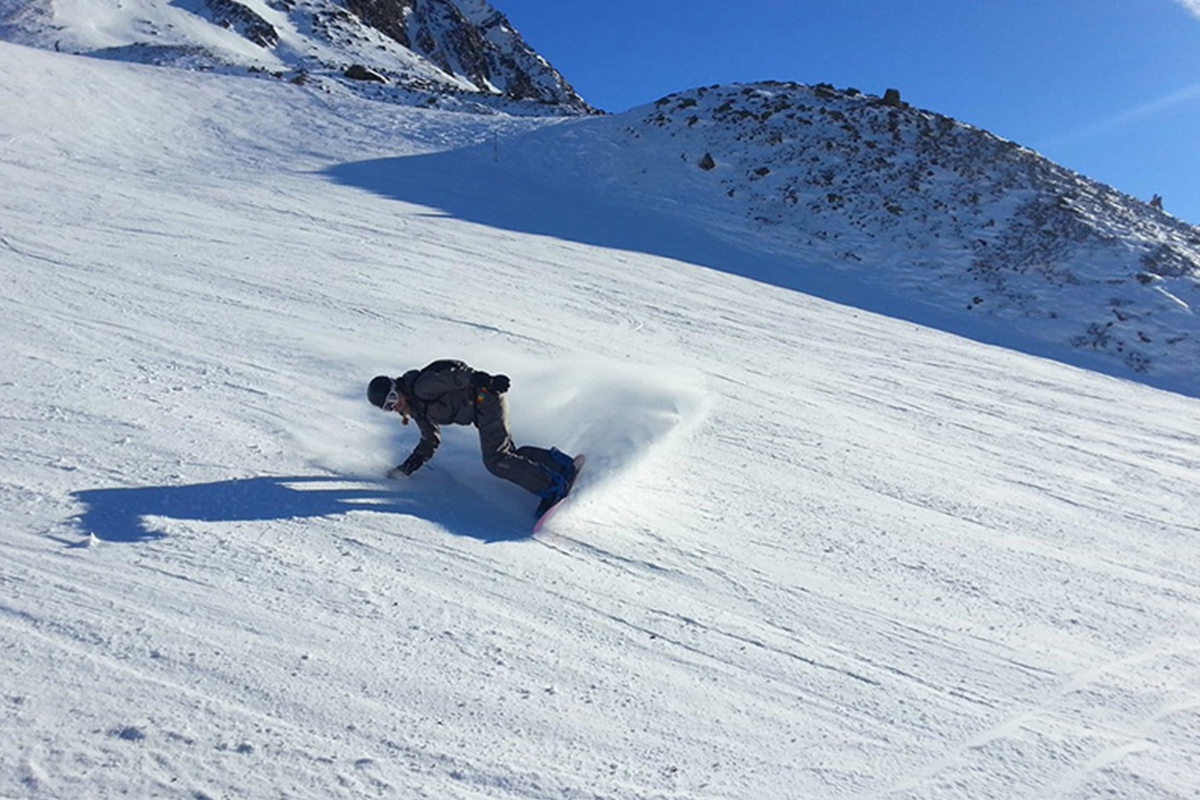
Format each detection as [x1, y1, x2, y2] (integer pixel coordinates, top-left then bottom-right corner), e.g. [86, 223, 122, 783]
[3, 41, 1200, 800]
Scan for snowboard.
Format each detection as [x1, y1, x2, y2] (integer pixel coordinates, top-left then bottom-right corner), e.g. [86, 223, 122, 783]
[533, 454, 586, 533]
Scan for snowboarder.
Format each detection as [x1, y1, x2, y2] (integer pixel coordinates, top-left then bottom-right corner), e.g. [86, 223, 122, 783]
[367, 360, 578, 517]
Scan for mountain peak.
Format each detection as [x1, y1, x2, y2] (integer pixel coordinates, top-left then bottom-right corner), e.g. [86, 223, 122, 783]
[0, 0, 594, 114]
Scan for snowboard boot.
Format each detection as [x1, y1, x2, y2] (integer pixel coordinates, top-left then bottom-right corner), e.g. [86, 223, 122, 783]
[548, 447, 578, 484]
[534, 471, 570, 518]
[534, 449, 580, 519]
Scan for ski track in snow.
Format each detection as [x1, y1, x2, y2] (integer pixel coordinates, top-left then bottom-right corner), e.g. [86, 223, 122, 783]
[2, 42, 1200, 799]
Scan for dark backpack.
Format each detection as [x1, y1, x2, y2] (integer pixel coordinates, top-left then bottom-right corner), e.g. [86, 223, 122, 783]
[399, 359, 472, 417]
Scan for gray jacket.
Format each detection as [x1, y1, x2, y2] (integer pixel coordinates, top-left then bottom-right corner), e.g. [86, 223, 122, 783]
[398, 359, 482, 469]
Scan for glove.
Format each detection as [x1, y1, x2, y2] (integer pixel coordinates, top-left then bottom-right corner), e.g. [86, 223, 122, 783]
[387, 455, 423, 478]
[471, 372, 510, 394]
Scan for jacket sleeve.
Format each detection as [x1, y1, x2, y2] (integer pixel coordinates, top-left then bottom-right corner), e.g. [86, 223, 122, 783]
[403, 415, 441, 472]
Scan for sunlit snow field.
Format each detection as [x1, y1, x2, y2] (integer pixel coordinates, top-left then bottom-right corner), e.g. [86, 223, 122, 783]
[2, 43, 1199, 799]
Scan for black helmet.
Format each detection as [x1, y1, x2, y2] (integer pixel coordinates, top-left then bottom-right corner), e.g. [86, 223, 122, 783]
[367, 375, 394, 408]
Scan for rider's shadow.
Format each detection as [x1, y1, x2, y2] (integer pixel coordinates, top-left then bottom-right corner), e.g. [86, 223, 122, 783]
[70, 475, 532, 544]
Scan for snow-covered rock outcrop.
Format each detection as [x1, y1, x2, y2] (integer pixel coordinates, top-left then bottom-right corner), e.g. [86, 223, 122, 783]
[0, 0, 592, 113]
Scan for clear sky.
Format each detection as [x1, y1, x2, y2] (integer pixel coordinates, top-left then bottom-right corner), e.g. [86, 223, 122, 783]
[499, 0, 1200, 225]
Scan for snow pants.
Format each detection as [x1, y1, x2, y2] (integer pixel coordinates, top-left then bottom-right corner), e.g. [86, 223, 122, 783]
[474, 391, 565, 495]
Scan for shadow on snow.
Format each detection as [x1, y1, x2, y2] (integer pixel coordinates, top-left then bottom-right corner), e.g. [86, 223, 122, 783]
[70, 475, 533, 545]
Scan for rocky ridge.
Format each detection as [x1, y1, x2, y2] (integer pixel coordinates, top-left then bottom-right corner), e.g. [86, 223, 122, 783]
[502, 81, 1200, 385]
[647, 83, 1200, 377]
[0, 0, 592, 114]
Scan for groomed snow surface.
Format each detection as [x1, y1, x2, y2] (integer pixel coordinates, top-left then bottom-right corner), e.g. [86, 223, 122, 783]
[2, 43, 1199, 799]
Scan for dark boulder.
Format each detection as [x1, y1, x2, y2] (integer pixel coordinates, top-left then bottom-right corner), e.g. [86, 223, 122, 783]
[344, 64, 388, 83]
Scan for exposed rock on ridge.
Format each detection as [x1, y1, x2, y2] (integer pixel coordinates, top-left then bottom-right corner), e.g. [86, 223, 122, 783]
[205, 0, 279, 48]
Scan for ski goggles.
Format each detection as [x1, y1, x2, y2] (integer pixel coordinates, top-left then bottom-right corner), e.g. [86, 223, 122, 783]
[382, 383, 402, 412]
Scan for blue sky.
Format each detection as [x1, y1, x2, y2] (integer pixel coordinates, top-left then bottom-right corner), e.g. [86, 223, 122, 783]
[499, 0, 1200, 225]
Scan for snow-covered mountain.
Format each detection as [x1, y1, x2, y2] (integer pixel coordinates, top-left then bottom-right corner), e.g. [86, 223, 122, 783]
[4, 3, 1199, 390]
[0, 0, 592, 113]
[4, 37, 1200, 800]
[315, 79, 1200, 396]
[467, 82, 1200, 394]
